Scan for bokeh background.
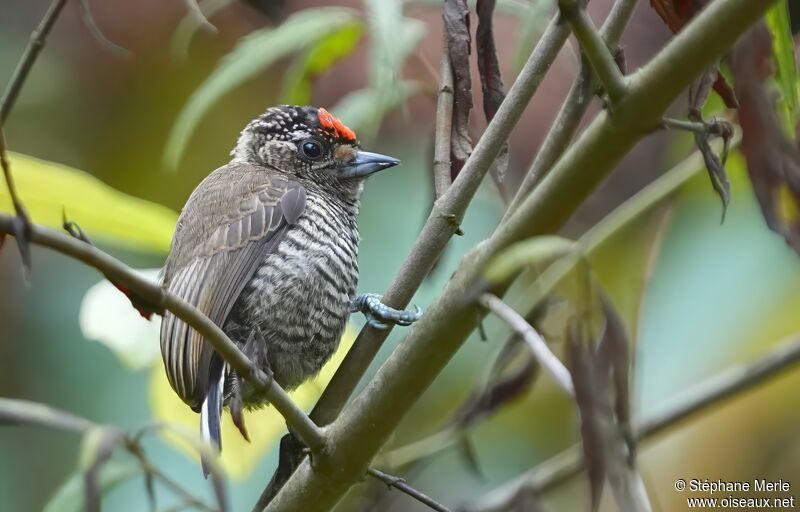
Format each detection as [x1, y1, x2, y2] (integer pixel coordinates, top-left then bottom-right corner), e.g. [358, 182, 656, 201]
[1, 0, 799, 511]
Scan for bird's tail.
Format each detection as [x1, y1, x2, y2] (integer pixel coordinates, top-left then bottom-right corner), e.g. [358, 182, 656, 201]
[200, 358, 226, 478]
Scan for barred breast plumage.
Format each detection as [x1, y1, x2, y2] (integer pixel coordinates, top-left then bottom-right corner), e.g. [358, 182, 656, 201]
[224, 188, 360, 401]
[158, 104, 404, 468]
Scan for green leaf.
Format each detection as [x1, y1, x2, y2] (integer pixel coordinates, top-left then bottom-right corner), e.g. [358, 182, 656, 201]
[484, 235, 575, 285]
[281, 21, 365, 105]
[0, 153, 177, 253]
[360, 0, 427, 137]
[331, 80, 423, 135]
[43, 461, 140, 512]
[163, 7, 360, 169]
[765, 1, 798, 134]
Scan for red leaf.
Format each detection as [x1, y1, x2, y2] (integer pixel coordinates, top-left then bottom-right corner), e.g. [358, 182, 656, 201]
[732, 24, 800, 255]
[443, 0, 473, 174]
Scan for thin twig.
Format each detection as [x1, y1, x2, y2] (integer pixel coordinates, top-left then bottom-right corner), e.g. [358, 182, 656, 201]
[130, 449, 217, 512]
[504, 60, 593, 220]
[433, 34, 455, 199]
[557, 0, 627, 103]
[367, 468, 453, 512]
[505, 0, 639, 219]
[469, 334, 800, 511]
[0, 0, 68, 125]
[479, 294, 574, 396]
[0, 214, 326, 454]
[661, 116, 720, 134]
[378, 427, 458, 468]
[0, 397, 96, 433]
[0, 131, 25, 218]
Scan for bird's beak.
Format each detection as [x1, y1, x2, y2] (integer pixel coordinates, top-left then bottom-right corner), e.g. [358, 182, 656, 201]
[339, 151, 400, 178]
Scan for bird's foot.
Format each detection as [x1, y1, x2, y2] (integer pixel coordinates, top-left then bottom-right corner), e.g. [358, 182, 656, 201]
[351, 293, 423, 330]
[243, 326, 271, 370]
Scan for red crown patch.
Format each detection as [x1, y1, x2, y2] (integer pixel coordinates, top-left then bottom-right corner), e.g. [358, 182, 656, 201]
[318, 108, 356, 142]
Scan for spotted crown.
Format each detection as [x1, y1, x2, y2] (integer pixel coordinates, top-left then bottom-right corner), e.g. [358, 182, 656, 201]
[245, 105, 358, 147]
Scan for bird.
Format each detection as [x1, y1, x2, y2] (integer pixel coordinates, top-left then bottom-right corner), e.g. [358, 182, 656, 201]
[159, 105, 422, 473]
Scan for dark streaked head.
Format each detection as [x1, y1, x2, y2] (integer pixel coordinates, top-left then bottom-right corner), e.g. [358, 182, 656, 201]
[231, 105, 399, 186]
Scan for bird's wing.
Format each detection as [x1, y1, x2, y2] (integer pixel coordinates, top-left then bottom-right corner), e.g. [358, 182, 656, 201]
[160, 163, 306, 410]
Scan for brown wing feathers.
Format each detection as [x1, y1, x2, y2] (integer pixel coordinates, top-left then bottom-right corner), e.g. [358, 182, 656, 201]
[160, 164, 306, 410]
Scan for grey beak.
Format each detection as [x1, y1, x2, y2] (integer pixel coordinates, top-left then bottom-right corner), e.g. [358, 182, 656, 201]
[340, 151, 400, 178]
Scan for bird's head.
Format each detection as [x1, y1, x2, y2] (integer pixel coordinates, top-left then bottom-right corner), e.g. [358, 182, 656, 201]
[232, 105, 399, 189]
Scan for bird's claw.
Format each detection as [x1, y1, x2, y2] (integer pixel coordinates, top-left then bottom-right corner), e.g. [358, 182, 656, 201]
[230, 395, 250, 442]
[351, 293, 423, 330]
[8, 209, 32, 274]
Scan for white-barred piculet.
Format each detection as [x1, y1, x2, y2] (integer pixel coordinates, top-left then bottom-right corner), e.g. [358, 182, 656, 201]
[159, 105, 421, 475]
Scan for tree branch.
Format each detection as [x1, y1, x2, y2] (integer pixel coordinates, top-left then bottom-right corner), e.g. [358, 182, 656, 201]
[470, 334, 800, 510]
[0, 215, 326, 454]
[0, 397, 95, 433]
[504, 0, 638, 219]
[479, 293, 574, 396]
[266, 1, 776, 509]
[433, 34, 454, 199]
[367, 467, 452, 512]
[0, 0, 68, 125]
[557, 0, 627, 104]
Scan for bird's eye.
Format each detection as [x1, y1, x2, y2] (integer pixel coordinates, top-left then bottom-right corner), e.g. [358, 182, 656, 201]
[300, 139, 324, 160]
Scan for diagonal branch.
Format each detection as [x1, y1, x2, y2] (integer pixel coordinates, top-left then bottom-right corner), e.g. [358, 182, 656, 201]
[0, 0, 68, 125]
[479, 293, 574, 396]
[266, 0, 777, 509]
[367, 467, 452, 512]
[470, 334, 800, 510]
[557, 0, 627, 103]
[0, 214, 326, 454]
[504, 0, 638, 219]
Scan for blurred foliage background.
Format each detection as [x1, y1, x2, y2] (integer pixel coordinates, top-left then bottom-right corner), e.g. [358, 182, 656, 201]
[1, 0, 799, 511]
